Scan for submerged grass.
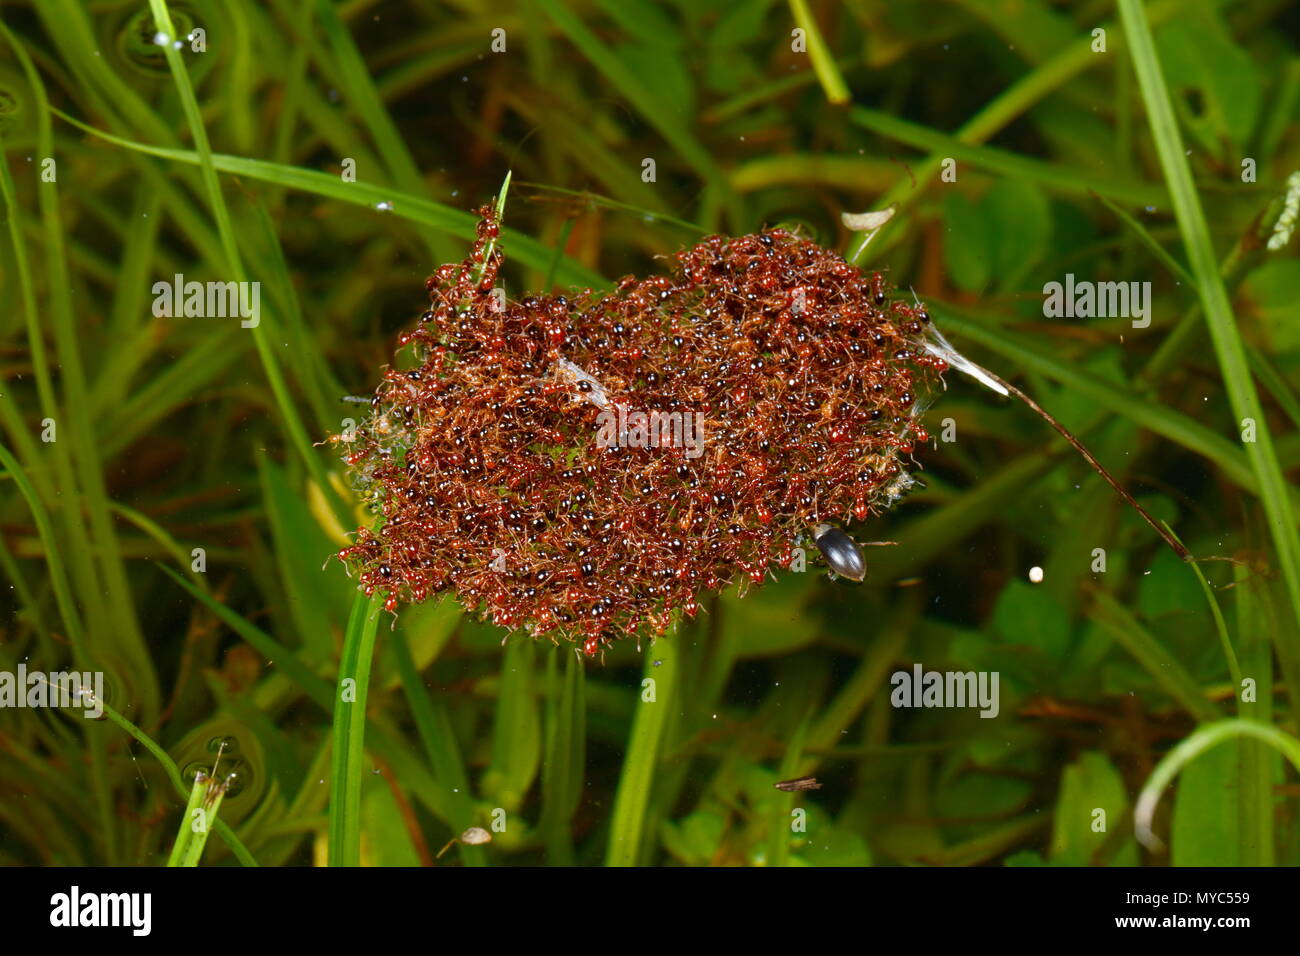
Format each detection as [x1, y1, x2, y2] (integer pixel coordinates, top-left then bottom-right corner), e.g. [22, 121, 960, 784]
[0, 0, 1296, 867]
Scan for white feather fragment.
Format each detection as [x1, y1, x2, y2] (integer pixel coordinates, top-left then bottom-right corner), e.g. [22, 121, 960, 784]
[923, 324, 1009, 397]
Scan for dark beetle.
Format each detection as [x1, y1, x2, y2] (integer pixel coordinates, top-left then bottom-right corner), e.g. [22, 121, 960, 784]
[813, 523, 866, 582]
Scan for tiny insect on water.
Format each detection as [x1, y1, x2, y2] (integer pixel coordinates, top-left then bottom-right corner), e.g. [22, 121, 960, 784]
[333, 191, 1190, 655]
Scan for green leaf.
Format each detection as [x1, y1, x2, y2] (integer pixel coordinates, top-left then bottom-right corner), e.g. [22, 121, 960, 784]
[1242, 259, 1300, 355]
[984, 179, 1052, 284]
[719, 573, 819, 659]
[257, 456, 348, 664]
[801, 828, 872, 866]
[1154, 19, 1260, 150]
[993, 580, 1072, 660]
[1050, 751, 1137, 866]
[942, 180, 1051, 293]
[361, 777, 422, 867]
[482, 639, 542, 815]
[1138, 547, 1204, 620]
[616, 42, 695, 119]
[942, 192, 991, 292]
[661, 810, 725, 865]
[1170, 735, 1239, 866]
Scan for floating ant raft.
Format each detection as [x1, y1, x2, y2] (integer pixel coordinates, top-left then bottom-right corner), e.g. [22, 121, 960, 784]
[334, 202, 1183, 655]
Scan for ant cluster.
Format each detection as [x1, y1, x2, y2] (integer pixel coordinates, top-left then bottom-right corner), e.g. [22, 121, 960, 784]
[333, 204, 947, 655]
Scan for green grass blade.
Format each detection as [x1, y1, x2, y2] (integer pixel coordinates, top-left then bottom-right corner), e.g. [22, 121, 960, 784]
[932, 308, 1291, 502]
[787, 0, 850, 105]
[540, 648, 586, 865]
[146, 0, 353, 528]
[1087, 589, 1221, 723]
[390, 629, 486, 866]
[0, 443, 88, 660]
[1134, 719, 1300, 850]
[166, 773, 227, 867]
[328, 591, 384, 866]
[850, 106, 1164, 207]
[1118, 0, 1300, 634]
[605, 636, 678, 866]
[51, 108, 605, 288]
[96, 696, 257, 866]
[533, 0, 740, 230]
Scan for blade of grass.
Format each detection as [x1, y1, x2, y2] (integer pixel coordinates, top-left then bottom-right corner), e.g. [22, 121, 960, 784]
[533, 0, 741, 230]
[161, 565, 467, 833]
[1093, 190, 1300, 430]
[166, 772, 228, 867]
[389, 628, 486, 866]
[15, 26, 154, 710]
[94, 694, 257, 866]
[787, 0, 850, 105]
[482, 637, 541, 814]
[1235, 552, 1276, 866]
[605, 636, 678, 866]
[540, 647, 586, 866]
[0, 442, 91, 665]
[157, 564, 334, 708]
[1134, 719, 1300, 850]
[768, 708, 814, 867]
[1119, 0, 1300, 634]
[844, 0, 1193, 266]
[1166, 524, 1243, 694]
[147, 0, 353, 528]
[1086, 588, 1221, 724]
[310, 0, 456, 264]
[51, 109, 605, 289]
[328, 591, 384, 866]
[849, 106, 1164, 207]
[931, 307, 1293, 503]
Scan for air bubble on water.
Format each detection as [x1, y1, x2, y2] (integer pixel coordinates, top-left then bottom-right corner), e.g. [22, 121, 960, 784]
[153, 32, 170, 46]
[224, 764, 253, 797]
[208, 734, 239, 756]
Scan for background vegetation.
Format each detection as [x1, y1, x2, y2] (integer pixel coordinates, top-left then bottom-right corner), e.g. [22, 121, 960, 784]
[0, 0, 1298, 866]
